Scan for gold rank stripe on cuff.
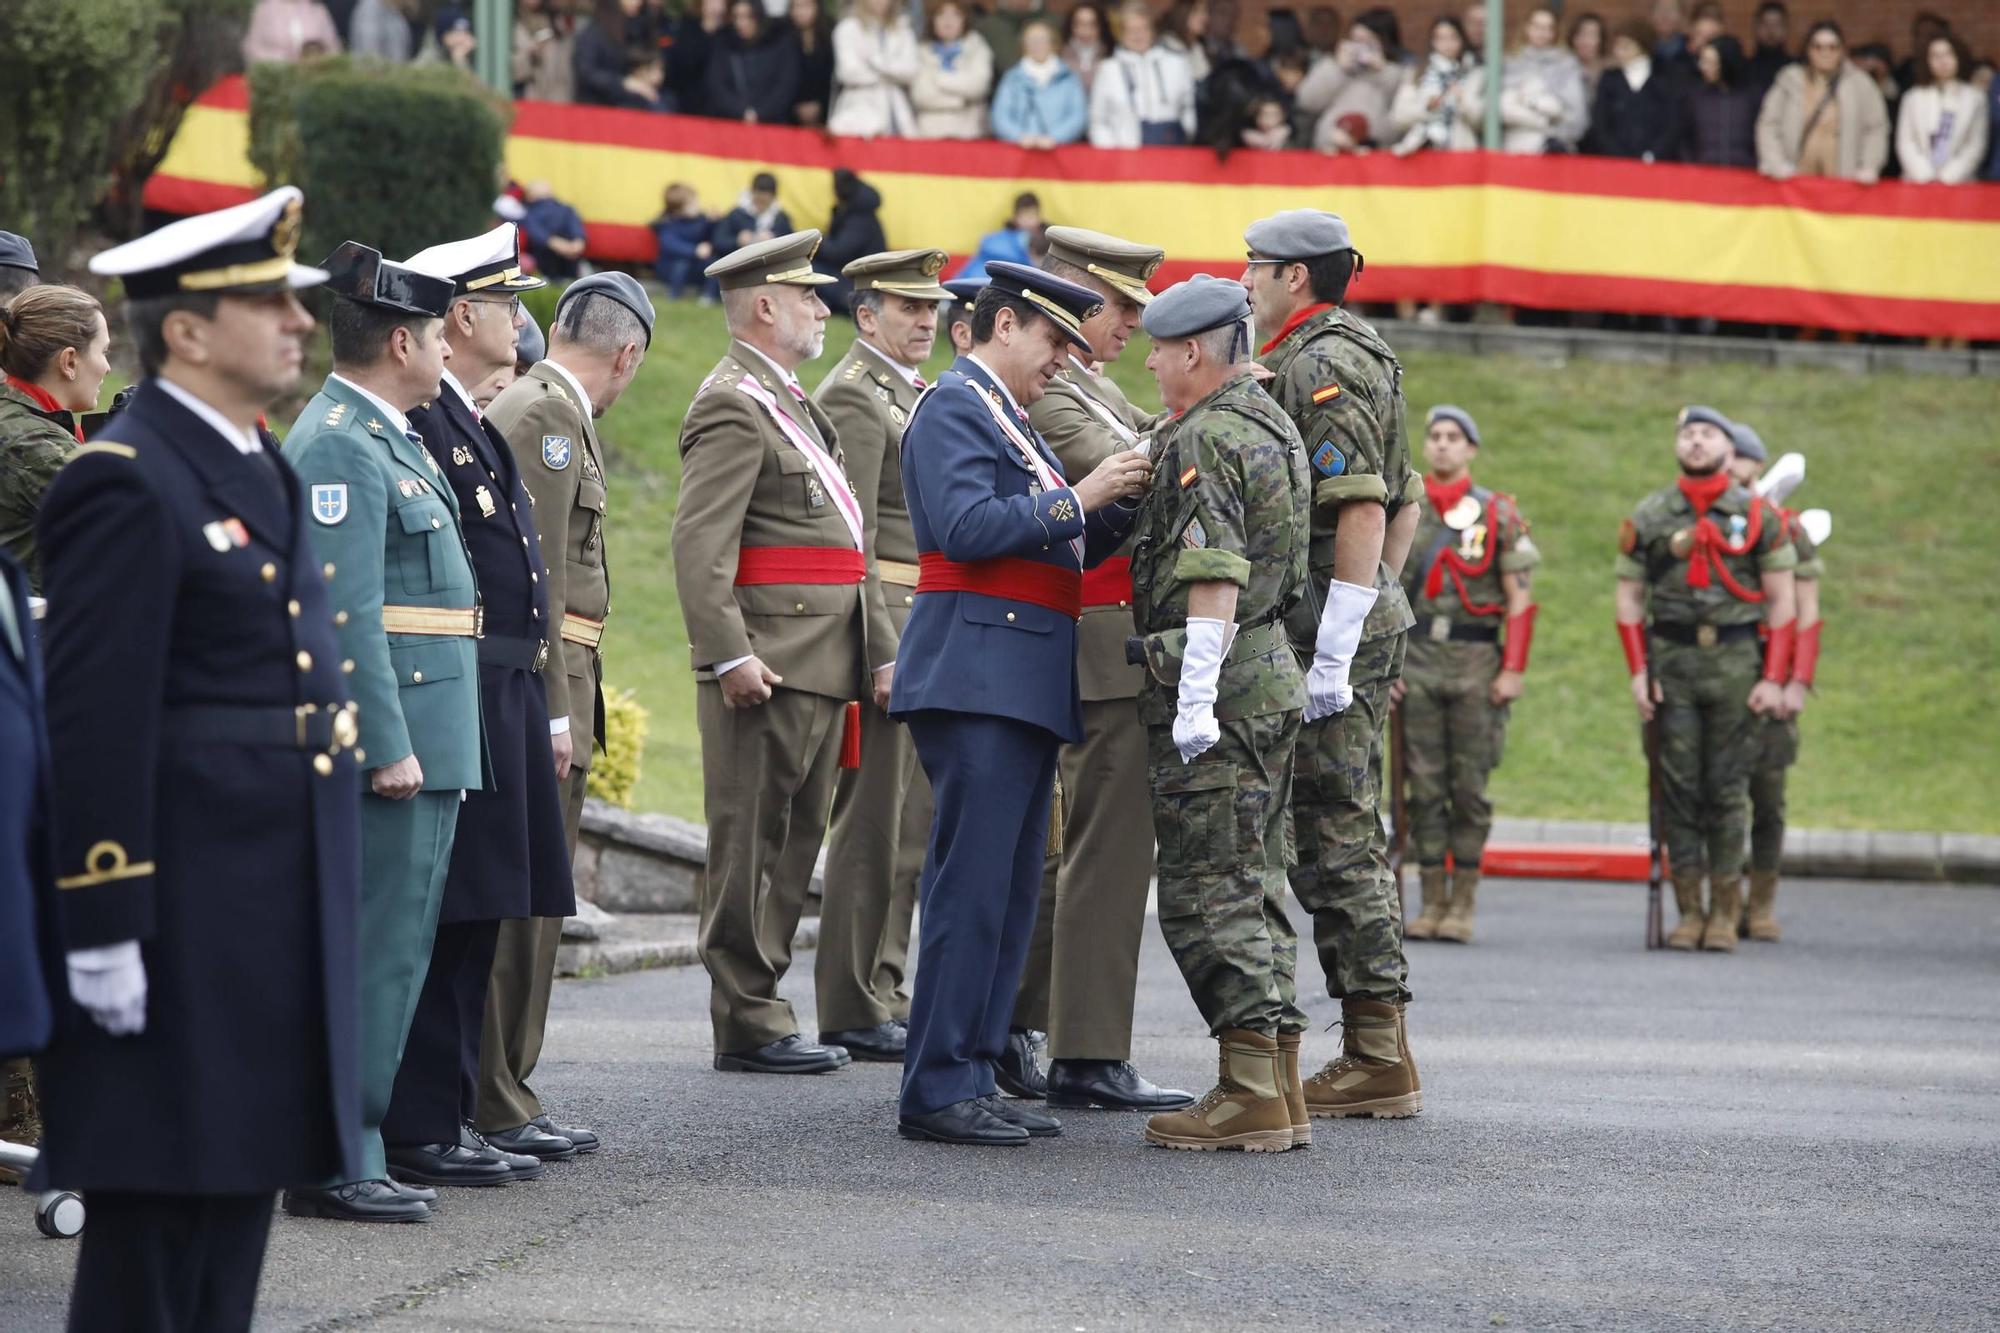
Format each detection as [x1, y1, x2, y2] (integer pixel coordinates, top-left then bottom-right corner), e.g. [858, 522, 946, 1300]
[380, 604, 483, 637]
[56, 840, 156, 891]
[876, 558, 921, 588]
[560, 612, 605, 647]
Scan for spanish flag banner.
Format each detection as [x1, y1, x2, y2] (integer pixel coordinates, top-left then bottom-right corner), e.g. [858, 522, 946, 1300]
[148, 77, 2000, 340]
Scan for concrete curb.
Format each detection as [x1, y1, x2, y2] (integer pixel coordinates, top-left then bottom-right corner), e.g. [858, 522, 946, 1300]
[557, 916, 819, 979]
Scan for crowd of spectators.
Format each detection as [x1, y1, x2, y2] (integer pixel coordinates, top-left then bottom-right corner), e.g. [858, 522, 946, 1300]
[247, 0, 1999, 185]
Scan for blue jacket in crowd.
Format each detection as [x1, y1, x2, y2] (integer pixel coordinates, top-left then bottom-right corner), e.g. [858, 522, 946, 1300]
[991, 63, 1088, 146]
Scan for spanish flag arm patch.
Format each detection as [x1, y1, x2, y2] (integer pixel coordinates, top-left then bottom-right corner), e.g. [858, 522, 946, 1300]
[1311, 383, 1342, 404]
[1179, 465, 1198, 488]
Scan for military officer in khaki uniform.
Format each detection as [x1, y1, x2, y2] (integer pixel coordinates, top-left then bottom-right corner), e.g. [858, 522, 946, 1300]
[1001, 226, 1190, 1114]
[480, 272, 654, 1139]
[811, 249, 954, 1063]
[673, 231, 876, 1074]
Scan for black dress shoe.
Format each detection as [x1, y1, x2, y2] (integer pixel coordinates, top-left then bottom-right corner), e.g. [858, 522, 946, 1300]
[387, 1141, 515, 1187]
[993, 1028, 1047, 1100]
[1046, 1059, 1197, 1112]
[714, 1033, 850, 1074]
[389, 1178, 437, 1204]
[976, 1094, 1061, 1137]
[530, 1114, 599, 1154]
[460, 1123, 546, 1181]
[484, 1122, 580, 1161]
[283, 1180, 429, 1223]
[897, 1098, 1029, 1146]
[820, 1021, 906, 1062]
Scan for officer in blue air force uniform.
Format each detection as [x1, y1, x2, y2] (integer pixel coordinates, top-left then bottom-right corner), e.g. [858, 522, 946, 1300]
[32, 187, 363, 1330]
[889, 261, 1154, 1146]
[281, 243, 489, 1224]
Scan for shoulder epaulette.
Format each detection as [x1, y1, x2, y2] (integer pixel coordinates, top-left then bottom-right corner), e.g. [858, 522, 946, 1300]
[72, 441, 138, 460]
[842, 359, 864, 381]
[323, 401, 350, 428]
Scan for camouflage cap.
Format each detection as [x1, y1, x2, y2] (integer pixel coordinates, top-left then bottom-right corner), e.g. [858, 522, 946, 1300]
[1044, 225, 1164, 306]
[1726, 420, 1766, 462]
[1141, 274, 1249, 339]
[706, 229, 839, 291]
[1677, 404, 1734, 435]
[1243, 209, 1353, 260]
[1427, 404, 1480, 447]
[842, 248, 953, 301]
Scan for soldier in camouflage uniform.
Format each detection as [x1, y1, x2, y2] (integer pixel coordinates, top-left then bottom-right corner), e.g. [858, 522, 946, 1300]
[1396, 406, 1540, 945]
[1615, 406, 1799, 952]
[1727, 422, 1822, 942]
[1127, 276, 1312, 1153]
[1241, 209, 1423, 1120]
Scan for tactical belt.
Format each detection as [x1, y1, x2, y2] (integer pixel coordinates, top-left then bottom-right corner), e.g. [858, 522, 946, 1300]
[381, 604, 483, 638]
[1413, 614, 1500, 644]
[917, 552, 1082, 619]
[1651, 621, 1759, 648]
[877, 558, 922, 589]
[561, 612, 605, 648]
[478, 634, 551, 671]
[733, 545, 866, 586]
[1125, 617, 1288, 668]
[163, 702, 359, 754]
[1080, 555, 1133, 608]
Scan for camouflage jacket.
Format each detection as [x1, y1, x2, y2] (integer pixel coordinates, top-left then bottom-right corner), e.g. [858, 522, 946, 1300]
[1130, 373, 1309, 726]
[1615, 480, 1798, 627]
[0, 381, 81, 593]
[1257, 304, 1418, 649]
[1782, 509, 1822, 583]
[1402, 477, 1539, 621]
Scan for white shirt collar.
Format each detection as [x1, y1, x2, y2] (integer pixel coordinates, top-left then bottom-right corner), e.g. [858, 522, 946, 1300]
[154, 376, 262, 455]
[327, 373, 412, 438]
[858, 337, 923, 389]
[736, 340, 804, 394]
[439, 366, 479, 417]
[541, 357, 595, 418]
[966, 353, 1025, 419]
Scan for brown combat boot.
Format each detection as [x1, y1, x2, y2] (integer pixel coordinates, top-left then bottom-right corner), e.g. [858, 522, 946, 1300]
[1397, 1002, 1420, 1096]
[1404, 866, 1449, 940]
[1668, 873, 1706, 950]
[1143, 1030, 1294, 1153]
[1742, 871, 1782, 941]
[1276, 1032, 1310, 1149]
[1435, 867, 1480, 943]
[1701, 876, 1741, 952]
[1302, 999, 1422, 1119]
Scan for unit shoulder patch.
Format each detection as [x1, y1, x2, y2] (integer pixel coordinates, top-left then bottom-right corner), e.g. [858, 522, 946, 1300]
[1178, 464, 1198, 488]
[542, 435, 573, 470]
[312, 483, 349, 525]
[1311, 441, 1345, 477]
[1181, 516, 1207, 548]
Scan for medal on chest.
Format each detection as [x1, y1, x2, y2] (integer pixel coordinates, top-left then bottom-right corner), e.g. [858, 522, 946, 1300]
[1458, 523, 1487, 561]
[451, 445, 474, 467]
[806, 476, 827, 509]
[1443, 494, 1482, 531]
[475, 485, 496, 518]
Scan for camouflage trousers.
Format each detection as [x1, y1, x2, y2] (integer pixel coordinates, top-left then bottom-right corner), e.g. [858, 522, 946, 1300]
[1147, 707, 1307, 1038]
[1653, 635, 1761, 878]
[1289, 631, 1410, 1008]
[1748, 715, 1800, 875]
[1401, 636, 1508, 868]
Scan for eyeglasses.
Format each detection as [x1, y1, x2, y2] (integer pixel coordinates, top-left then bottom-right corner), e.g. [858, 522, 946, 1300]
[470, 295, 524, 317]
[1242, 258, 1291, 270]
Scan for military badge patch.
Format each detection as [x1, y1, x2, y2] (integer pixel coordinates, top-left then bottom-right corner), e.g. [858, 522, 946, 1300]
[1049, 496, 1077, 523]
[476, 485, 496, 518]
[1181, 517, 1207, 548]
[1179, 465, 1198, 488]
[890, 405, 907, 425]
[542, 435, 573, 470]
[1312, 384, 1342, 404]
[202, 521, 232, 552]
[452, 445, 474, 467]
[312, 484, 349, 525]
[1617, 518, 1638, 555]
[1312, 442, 1346, 477]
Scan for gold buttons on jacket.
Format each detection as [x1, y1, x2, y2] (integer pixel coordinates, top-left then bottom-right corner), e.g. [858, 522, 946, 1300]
[412, 670, 424, 683]
[1005, 612, 1016, 622]
[313, 754, 334, 776]
[903, 594, 913, 606]
[794, 602, 805, 612]
[287, 599, 301, 617]
[334, 610, 349, 626]
[296, 651, 313, 671]
[261, 562, 277, 583]
[324, 562, 337, 580]
[342, 659, 355, 673]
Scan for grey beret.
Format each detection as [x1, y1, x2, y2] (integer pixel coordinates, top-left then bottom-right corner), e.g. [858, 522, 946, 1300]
[556, 270, 656, 348]
[1677, 404, 1733, 435]
[1142, 274, 1249, 339]
[1726, 420, 1766, 462]
[515, 309, 546, 365]
[0, 230, 37, 274]
[1243, 209, 1353, 260]
[1427, 404, 1480, 447]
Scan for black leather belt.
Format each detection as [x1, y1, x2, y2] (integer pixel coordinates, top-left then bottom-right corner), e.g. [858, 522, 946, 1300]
[1413, 615, 1499, 643]
[164, 702, 358, 751]
[1650, 621, 1759, 647]
[478, 634, 551, 671]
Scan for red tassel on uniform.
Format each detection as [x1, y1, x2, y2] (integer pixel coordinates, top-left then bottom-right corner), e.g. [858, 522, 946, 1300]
[839, 701, 862, 769]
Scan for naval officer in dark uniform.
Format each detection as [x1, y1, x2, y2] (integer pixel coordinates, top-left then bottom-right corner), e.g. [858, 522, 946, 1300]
[34, 186, 363, 1330]
[889, 262, 1152, 1146]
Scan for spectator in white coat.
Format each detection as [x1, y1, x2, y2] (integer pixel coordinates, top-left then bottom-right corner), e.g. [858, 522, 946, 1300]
[1388, 17, 1479, 155]
[1308, 14, 1407, 153]
[829, 0, 919, 138]
[1088, 2, 1197, 148]
[1895, 33, 1989, 185]
[912, 0, 995, 139]
[1498, 6, 1590, 152]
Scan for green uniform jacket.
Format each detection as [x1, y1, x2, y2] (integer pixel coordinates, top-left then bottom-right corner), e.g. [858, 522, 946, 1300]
[1257, 306, 1418, 649]
[1615, 481, 1798, 625]
[1401, 479, 1539, 623]
[813, 337, 921, 661]
[0, 382, 79, 593]
[284, 376, 486, 790]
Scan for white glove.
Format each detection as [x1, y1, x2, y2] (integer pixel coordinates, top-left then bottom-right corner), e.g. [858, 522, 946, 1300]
[1304, 579, 1379, 722]
[1172, 617, 1229, 762]
[67, 941, 147, 1036]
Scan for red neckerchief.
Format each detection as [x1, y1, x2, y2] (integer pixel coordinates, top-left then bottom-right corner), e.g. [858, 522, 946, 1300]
[1424, 472, 1472, 517]
[6, 373, 82, 443]
[1677, 473, 1765, 600]
[1421, 473, 1502, 614]
[1258, 302, 1333, 357]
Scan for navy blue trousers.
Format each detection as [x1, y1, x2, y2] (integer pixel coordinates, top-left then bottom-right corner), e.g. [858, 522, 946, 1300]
[900, 709, 1059, 1116]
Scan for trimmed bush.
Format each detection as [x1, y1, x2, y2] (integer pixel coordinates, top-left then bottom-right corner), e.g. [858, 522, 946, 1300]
[587, 686, 650, 810]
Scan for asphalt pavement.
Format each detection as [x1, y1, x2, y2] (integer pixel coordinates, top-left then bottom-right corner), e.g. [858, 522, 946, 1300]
[4, 874, 1997, 1332]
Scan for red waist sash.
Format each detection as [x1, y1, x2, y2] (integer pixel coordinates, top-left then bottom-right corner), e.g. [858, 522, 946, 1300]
[1080, 555, 1133, 608]
[916, 552, 1083, 619]
[733, 545, 866, 585]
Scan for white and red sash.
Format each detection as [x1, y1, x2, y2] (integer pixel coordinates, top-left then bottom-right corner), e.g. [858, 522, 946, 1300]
[967, 382, 1085, 568]
[736, 376, 864, 551]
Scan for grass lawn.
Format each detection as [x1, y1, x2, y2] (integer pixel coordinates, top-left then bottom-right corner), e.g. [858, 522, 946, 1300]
[547, 299, 2000, 834]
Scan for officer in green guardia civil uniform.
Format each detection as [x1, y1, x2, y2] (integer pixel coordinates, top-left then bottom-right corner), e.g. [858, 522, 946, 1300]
[1126, 275, 1311, 1153]
[1614, 406, 1798, 954]
[1396, 405, 1541, 945]
[1240, 208, 1423, 1122]
[281, 243, 490, 1224]
[1007, 225, 1190, 1114]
